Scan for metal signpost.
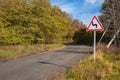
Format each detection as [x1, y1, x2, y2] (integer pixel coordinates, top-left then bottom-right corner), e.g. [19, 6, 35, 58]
[94, 31, 96, 62]
[86, 16, 104, 62]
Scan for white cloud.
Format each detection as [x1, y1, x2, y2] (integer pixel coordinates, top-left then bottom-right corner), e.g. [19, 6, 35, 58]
[60, 4, 76, 14]
[85, 0, 97, 4]
[50, 0, 69, 6]
[85, 0, 104, 5]
[51, 0, 77, 15]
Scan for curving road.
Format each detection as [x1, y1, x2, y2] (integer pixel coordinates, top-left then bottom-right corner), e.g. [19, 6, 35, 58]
[0, 45, 92, 80]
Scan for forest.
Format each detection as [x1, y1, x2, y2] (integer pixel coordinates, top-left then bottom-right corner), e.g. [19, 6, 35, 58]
[0, 0, 85, 45]
[0, 0, 119, 47]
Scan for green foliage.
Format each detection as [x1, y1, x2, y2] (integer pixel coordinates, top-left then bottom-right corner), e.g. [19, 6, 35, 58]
[0, 0, 72, 45]
[104, 54, 120, 62]
[73, 29, 93, 44]
[73, 28, 102, 44]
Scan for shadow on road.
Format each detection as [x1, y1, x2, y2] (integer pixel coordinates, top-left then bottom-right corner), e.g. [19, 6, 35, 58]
[64, 42, 92, 46]
[38, 61, 71, 69]
[62, 42, 93, 54]
[57, 50, 92, 54]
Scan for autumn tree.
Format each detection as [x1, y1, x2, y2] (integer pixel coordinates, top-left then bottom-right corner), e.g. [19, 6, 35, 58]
[99, 0, 120, 47]
[0, 0, 72, 45]
[66, 19, 85, 40]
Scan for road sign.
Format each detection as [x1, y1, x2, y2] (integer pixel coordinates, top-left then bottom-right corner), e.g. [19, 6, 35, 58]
[86, 16, 104, 62]
[86, 16, 104, 31]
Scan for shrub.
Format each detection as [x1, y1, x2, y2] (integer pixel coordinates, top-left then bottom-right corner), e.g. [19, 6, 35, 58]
[73, 29, 93, 44]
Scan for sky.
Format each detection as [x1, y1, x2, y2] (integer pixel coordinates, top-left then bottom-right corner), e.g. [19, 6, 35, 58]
[50, 0, 104, 26]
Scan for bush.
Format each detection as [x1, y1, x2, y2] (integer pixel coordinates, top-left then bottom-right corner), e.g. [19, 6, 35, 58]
[73, 29, 93, 44]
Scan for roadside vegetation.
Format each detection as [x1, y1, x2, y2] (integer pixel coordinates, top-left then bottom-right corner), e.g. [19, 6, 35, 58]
[0, 43, 64, 61]
[73, 28, 103, 45]
[53, 44, 120, 80]
[66, 44, 120, 80]
[73, 28, 93, 44]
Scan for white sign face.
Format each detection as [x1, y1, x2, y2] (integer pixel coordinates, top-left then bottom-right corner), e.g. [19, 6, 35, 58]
[86, 16, 104, 31]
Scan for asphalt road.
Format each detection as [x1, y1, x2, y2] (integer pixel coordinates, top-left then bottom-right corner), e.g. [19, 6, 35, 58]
[0, 45, 92, 80]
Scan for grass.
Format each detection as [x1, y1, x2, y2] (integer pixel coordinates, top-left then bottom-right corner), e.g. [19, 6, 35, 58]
[0, 43, 64, 61]
[65, 44, 120, 80]
[66, 51, 120, 80]
[53, 44, 120, 80]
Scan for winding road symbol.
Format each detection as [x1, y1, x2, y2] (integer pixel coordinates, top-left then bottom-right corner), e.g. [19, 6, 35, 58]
[92, 21, 97, 28]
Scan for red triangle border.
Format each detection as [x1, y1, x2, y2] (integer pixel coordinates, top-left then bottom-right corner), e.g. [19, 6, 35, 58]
[86, 16, 104, 31]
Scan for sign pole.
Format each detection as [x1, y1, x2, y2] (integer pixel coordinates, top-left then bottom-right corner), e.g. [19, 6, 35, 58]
[94, 31, 96, 62]
[86, 16, 104, 62]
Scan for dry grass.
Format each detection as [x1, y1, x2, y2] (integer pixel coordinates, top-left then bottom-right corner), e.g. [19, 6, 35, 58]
[66, 52, 120, 80]
[0, 43, 64, 62]
[64, 44, 120, 80]
[97, 43, 120, 55]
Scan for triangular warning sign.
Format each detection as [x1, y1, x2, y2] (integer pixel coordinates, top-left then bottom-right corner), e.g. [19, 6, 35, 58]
[86, 16, 104, 31]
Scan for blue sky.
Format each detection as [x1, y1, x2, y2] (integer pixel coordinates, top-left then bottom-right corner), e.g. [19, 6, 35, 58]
[50, 0, 104, 26]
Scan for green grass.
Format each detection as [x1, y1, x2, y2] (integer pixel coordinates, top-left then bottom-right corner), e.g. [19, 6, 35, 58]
[104, 54, 120, 62]
[66, 50, 120, 80]
[0, 43, 64, 60]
